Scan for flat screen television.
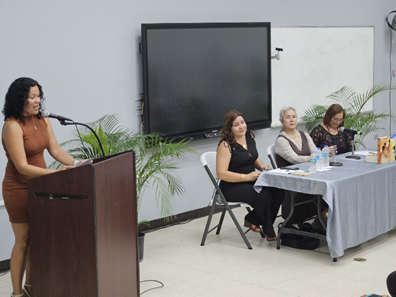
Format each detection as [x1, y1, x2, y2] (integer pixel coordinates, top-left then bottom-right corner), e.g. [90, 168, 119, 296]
[141, 22, 272, 140]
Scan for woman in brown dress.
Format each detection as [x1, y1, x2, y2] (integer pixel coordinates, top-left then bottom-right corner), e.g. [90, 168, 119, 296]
[2, 77, 84, 297]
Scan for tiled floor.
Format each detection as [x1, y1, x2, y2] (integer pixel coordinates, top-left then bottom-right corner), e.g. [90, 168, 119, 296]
[1, 207, 395, 296]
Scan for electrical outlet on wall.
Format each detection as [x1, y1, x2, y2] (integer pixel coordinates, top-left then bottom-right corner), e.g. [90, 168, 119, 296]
[374, 134, 378, 140]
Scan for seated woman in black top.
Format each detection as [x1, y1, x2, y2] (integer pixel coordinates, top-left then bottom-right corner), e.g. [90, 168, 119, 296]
[217, 110, 284, 241]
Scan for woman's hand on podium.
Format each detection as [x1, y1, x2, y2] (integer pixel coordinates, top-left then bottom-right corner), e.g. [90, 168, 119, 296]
[57, 165, 74, 171]
[77, 159, 93, 166]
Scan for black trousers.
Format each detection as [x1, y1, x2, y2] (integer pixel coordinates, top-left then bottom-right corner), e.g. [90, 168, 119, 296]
[221, 181, 284, 237]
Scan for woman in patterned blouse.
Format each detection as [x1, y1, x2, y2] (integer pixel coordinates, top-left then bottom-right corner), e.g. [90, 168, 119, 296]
[309, 104, 353, 156]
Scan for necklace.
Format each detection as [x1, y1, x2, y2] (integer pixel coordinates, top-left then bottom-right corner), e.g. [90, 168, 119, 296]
[236, 138, 247, 149]
[27, 117, 37, 129]
[32, 118, 37, 130]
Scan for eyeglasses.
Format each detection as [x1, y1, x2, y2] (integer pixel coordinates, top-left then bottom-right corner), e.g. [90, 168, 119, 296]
[332, 117, 344, 123]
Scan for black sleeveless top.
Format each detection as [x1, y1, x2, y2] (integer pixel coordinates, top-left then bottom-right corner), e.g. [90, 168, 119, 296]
[275, 131, 311, 168]
[219, 131, 258, 190]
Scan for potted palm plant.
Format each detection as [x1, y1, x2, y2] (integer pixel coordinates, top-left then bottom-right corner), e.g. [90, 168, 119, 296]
[50, 114, 196, 261]
[301, 85, 394, 148]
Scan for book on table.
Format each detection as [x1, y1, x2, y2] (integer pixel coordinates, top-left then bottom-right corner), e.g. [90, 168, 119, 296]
[377, 136, 391, 164]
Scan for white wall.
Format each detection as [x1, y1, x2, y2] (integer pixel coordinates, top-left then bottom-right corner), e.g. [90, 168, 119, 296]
[0, 0, 395, 260]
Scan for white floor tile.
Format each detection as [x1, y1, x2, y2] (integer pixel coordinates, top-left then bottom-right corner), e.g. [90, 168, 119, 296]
[0, 207, 395, 296]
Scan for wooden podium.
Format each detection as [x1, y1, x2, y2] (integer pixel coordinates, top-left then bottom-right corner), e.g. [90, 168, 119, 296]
[28, 151, 139, 297]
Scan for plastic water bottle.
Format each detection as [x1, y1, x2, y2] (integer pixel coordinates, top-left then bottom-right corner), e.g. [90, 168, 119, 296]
[322, 145, 330, 168]
[316, 147, 323, 171]
[309, 152, 317, 173]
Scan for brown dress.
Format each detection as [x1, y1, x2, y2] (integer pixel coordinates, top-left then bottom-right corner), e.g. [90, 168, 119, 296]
[2, 116, 49, 223]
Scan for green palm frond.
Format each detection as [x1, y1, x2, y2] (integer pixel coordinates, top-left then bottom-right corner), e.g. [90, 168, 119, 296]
[302, 85, 394, 147]
[50, 114, 197, 224]
[300, 105, 329, 132]
[327, 85, 355, 107]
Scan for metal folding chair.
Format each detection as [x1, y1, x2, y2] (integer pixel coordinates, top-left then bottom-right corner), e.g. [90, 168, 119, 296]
[267, 144, 278, 169]
[200, 151, 260, 249]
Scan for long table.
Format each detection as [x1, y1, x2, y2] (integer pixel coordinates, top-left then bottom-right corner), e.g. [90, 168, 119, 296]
[254, 153, 396, 259]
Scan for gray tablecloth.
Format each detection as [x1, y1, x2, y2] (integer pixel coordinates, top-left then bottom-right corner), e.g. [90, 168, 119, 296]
[254, 153, 396, 258]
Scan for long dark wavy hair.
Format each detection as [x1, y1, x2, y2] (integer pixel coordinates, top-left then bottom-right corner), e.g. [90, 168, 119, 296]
[323, 103, 345, 127]
[2, 77, 46, 124]
[220, 109, 244, 145]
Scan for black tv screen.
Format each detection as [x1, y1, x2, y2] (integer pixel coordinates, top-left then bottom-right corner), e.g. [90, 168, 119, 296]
[141, 22, 272, 140]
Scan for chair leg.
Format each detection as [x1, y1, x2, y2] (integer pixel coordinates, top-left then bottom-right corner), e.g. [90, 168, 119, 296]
[223, 202, 252, 249]
[277, 192, 296, 250]
[259, 227, 266, 239]
[316, 195, 327, 231]
[201, 198, 217, 246]
[216, 210, 227, 234]
[276, 223, 282, 249]
[201, 192, 253, 249]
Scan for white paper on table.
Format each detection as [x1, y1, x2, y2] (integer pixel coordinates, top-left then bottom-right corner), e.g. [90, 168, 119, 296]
[270, 168, 305, 174]
[354, 150, 376, 156]
[317, 167, 332, 171]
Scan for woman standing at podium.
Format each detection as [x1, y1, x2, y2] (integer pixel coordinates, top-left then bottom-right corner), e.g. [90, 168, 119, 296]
[2, 77, 83, 297]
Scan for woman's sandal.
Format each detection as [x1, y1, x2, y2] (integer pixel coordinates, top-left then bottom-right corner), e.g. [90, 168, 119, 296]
[265, 235, 277, 242]
[311, 217, 326, 235]
[245, 220, 277, 241]
[244, 220, 262, 233]
[11, 293, 24, 297]
[262, 229, 277, 241]
[23, 284, 32, 297]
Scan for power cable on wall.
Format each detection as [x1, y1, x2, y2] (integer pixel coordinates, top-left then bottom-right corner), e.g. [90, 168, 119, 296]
[386, 10, 396, 136]
[389, 26, 394, 136]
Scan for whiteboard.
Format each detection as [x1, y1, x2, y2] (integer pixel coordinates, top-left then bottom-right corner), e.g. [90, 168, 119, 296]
[270, 27, 374, 127]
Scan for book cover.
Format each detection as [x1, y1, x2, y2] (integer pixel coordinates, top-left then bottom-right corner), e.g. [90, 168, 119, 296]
[390, 138, 395, 162]
[377, 136, 391, 164]
[366, 153, 378, 163]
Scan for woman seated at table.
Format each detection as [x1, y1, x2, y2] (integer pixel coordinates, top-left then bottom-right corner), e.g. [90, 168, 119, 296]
[310, 103, 353, 156]
[217, 109, 284, 241]
[274, 106, 327, 231]
[274, 106, 317, 166]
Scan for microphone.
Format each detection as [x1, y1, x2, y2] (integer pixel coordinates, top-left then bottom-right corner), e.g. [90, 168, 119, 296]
[340, 127, 362, 135]
[40, 110, 73, 122]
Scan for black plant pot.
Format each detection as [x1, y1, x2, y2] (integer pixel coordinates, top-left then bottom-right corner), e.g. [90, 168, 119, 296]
[138, 232, 145, 262]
